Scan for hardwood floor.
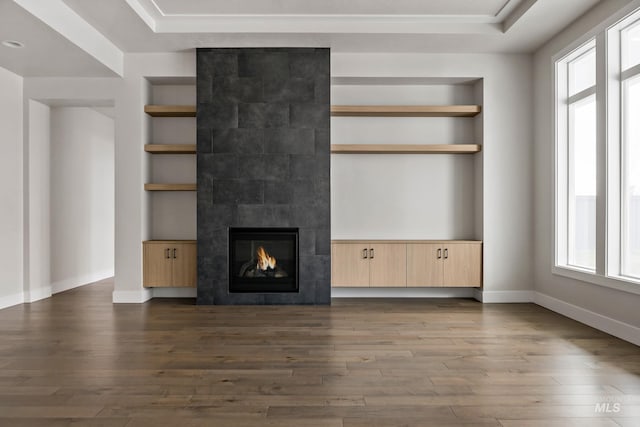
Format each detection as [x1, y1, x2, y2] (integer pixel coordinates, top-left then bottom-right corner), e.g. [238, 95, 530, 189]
[0, 279, 638, 426]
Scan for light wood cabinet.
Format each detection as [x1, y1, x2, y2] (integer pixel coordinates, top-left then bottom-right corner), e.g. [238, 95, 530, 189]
[333, 240, 482, 288]
[331, 243, 369, 287]
[407, 242, 482, 287]
[369, 243, 406, 287]
[143, 240, 196, 288]
[442, 243, 482, 287]
[332, 242, 406, 287]
[406, 243, 443, 287]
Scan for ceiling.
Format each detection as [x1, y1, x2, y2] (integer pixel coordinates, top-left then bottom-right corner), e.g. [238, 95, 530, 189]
[0, 1, 118, 77]
[0, 0, 610, 77]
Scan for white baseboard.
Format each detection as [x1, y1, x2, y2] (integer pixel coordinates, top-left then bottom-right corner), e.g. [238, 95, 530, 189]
[331, 288, 536, 302]
[52, 269, 114, 294]
[474, 290, 535, 303]
[0, 291, 25, 310]
[24, 286, 52, 303]
[152, 288, 197, 298]
[112, 288, 152, 303]
[332, 287, 476, 298]
[534, 292, 640, 347]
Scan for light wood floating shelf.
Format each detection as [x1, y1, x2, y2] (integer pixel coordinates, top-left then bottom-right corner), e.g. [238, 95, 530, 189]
[331, 144, 481, 154]
[144, 105, 482, 117]
[144, 144, 197, 154]
[144, 105, 196, 117]
[330, 105, 481, 117]
[144, 184, 197, 191]
[332, 239, 482, 244]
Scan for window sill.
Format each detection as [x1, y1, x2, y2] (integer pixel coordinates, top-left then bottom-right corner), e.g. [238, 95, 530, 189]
[552, 265, 640, 296]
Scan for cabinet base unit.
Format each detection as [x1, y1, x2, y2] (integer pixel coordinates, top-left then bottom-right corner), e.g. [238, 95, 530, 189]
[331, 240, 482, 288]
[143, 240, 197, 288]
[331, 243, 370, 287]
[407, 242, 482, 287]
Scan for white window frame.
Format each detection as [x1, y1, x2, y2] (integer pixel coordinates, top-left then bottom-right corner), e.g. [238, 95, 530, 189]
[555, 39, 598, 274]
[608, 13, 640, 283]
[553, 3, 640, 297]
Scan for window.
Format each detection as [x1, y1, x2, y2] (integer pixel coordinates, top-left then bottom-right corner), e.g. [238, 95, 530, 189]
[621, 19, 640, 70]
[554, 6, 640, 294]
[620, 17, 640, 279]
[556, 41, 597, 271]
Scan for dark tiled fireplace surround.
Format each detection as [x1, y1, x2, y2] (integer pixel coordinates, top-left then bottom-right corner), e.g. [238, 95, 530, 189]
[196, 48, 331, 305]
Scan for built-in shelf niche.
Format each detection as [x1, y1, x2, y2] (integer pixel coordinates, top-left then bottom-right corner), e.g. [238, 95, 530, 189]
[330, 76, 483, 242]
[145, 83, 197, 241]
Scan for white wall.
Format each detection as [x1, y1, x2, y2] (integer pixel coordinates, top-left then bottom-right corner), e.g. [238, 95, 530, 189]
[0, 67, 24, 309]
[25, 100, 51, 302]
[332, 154, 477, 240]
[332, 53, 534, 297]
[20, 77, 119, 306]
[1, 76, 120, 310]
[533, 0, 640, 342]
[50, 107, 114, 293]
[113, 53, 196, 302]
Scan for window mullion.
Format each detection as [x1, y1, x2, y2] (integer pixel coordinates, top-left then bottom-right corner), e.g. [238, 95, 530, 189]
[555, 59, 569, 267]
[595, 32, 607, 276]
[606, 17, 622, 279]
[621, 63, 640, 81]
[568, 85, 597, 104]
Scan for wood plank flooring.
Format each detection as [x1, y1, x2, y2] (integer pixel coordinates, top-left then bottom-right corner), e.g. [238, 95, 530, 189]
[0, 279, 638, 426]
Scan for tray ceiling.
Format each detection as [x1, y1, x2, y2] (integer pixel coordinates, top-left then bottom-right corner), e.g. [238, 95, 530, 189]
[0, 0, 611, 77]
[149, 0, 515, 17]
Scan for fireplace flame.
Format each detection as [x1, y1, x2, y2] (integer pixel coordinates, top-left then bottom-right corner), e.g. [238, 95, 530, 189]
[256, 246, 276, 271]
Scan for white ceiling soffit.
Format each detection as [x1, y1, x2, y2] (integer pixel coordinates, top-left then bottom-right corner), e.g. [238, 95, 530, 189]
[125, 0, 537, 34]
[13, 0, 123, 76]
[0, 1, 119, 77]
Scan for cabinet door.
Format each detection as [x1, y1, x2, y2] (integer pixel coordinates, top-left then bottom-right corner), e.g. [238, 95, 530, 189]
[443, 243, 482, 287]
[143, 242, 173, 287]
[406, 243, 443, 287]
[369, 243, 406, 287]
[331, 243, 370, 287]
[172, 242, 197, 287]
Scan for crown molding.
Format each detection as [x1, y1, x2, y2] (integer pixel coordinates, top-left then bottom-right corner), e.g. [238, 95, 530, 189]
[126, 0, 537, 35]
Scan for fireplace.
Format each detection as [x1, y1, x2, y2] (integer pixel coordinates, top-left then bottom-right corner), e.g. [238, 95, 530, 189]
[229, 228, 299, 293]
[197, 48, 330, 305]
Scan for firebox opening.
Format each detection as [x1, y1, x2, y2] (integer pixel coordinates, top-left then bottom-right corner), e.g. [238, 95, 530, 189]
[229, 228, 299, 293]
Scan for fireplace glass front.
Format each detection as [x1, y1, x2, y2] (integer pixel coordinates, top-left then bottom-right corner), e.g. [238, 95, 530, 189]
[229, 228, 299, 293]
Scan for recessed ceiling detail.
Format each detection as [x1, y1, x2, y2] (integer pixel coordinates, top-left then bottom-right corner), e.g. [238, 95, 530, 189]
[0, 0, 606, 76]
[126, 0, 536, 34]
[152, 0, 513, 17]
